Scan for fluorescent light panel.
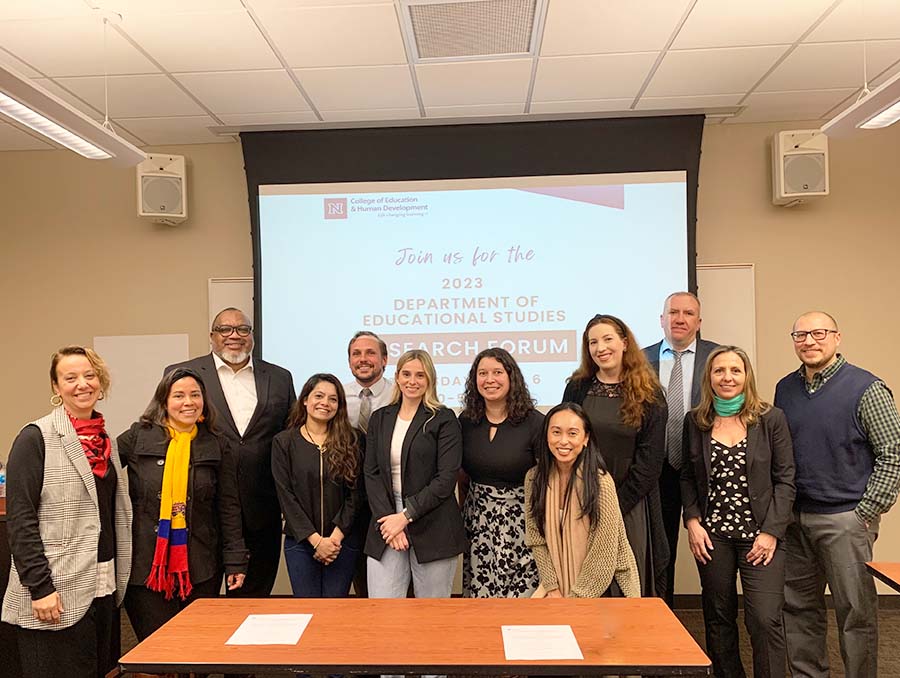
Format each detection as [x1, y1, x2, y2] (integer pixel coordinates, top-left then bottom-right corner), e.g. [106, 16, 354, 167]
[821, 70, 900, 137]
[0, 63, 146, 166]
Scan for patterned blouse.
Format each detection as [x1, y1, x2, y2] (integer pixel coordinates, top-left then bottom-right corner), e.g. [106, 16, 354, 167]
[706, 438, 760, 540]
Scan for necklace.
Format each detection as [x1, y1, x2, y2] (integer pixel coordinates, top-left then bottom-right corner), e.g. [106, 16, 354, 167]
[303, 424, 327, 453]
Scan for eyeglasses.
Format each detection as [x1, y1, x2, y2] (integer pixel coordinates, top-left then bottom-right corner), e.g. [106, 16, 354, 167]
[213, 325, 252, 337]
[790, 329, 838, 343]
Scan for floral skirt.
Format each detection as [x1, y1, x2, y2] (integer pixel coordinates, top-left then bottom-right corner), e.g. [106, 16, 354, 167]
[462, 481, 538, 598]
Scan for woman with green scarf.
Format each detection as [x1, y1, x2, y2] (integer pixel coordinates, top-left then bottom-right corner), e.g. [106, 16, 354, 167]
[681, 345, 796, 678]
[118, 367, 248, 641]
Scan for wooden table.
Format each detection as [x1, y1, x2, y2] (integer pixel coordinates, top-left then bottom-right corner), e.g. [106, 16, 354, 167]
[120, 597, 711, 676]
[866, 561, 900, 593]
[0, 497, 25, 678]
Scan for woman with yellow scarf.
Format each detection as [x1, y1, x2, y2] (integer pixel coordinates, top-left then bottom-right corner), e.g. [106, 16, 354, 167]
[118, 368, 247, 640]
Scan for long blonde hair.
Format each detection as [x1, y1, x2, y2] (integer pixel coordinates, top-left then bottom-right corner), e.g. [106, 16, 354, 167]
[693, 345, 771, 430]
[390, 349, 443, 414]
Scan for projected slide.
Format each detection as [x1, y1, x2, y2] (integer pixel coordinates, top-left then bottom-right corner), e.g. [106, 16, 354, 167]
[258, 172, 687, 407]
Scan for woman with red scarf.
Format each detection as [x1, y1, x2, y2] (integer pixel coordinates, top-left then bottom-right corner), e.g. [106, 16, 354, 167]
[118, 367, 247, 641]
[2, 346, 132, 678]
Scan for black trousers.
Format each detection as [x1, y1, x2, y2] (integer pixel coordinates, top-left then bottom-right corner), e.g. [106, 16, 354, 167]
[124, 576, 221, 642]
[697, 532, 787, 678]
[658, 459, 682, 608]
[227, 518, 282, 597]
[17, 594, 119, 678]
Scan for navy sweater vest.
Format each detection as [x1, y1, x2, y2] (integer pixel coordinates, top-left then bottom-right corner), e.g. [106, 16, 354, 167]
[774, 362, 877, 514]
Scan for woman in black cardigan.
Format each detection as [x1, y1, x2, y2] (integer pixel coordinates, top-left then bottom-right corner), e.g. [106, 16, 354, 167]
[562, 313, 669, 597]
[681, 345, 795, 678]
[118, 368, 247, 641]
[364, 349, 466, 598]
[272, 373, 365, 598]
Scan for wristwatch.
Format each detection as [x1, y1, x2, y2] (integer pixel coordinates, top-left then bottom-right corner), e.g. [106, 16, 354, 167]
[402, 507, 413, 523]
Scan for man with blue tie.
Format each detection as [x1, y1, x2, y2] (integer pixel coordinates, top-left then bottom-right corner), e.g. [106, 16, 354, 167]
[643, 292, 718, 608]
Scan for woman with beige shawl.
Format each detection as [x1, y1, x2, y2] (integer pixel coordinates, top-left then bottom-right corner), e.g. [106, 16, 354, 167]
[525, 402, 640, 598]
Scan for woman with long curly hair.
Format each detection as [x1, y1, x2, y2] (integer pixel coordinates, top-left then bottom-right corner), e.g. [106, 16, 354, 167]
[563, 314, 669, 597]
[459, 348, 544, 598]
[272, 373, 365, 597]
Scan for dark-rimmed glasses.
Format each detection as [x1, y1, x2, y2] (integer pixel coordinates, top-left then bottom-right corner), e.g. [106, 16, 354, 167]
[790, 329, 837, 343]
[213, 325, 252, 337]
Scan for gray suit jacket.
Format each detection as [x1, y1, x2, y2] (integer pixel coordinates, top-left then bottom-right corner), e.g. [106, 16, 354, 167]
[643, 338, 719, 408]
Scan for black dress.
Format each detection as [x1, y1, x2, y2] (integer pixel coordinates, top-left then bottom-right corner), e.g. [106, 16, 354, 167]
[460, 411, 544, 597]
[563, 378, 669, 597]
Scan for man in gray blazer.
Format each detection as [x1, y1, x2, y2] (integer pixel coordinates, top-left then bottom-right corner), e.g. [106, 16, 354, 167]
[643, 291, 718, 608]
[166, 307, 295, 597]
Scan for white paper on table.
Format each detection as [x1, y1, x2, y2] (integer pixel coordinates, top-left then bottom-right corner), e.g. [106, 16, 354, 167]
[225, 614, 313, 645]
[501, 624, 584, 661]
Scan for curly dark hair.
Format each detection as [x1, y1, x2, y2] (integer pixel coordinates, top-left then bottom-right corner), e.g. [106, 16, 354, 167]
[459, 347, 536, 425]
[287, 373, 360, 486]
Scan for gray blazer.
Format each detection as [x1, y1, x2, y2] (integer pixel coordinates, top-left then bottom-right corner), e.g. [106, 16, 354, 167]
[2, 407, 132, 630]
[643, 338, 719, 408]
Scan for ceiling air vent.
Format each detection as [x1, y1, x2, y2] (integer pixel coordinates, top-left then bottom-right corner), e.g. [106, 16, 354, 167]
[404, 0, 540, 61]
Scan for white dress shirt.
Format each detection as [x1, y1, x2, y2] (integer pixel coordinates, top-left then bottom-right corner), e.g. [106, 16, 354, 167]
[213, 352, 258, 436]
[344, 376, 394, 428]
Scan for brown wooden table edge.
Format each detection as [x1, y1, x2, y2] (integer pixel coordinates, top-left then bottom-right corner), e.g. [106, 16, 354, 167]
[119, 660, 711, 677]
[866, 561, 900, 593]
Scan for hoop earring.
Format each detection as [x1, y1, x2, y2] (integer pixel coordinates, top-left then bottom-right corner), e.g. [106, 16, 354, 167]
[50, 394, 63, 407]
[98, 391, 105, 401]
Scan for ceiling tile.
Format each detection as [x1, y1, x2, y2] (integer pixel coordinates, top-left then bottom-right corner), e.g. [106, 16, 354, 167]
[56, 74, 206, 118]
[673, 0, 834, 49]
[246, 0, 393, 7]
[529, 99, 634, 114]
[533, 53, 658, 101]
[415, 59, 532, 107]
[635, 93, 743, 110]
[176, 70, 310, 114]
[808, 0, 900, 42]
[294, 65, 416, 110]
[107, 1, 247, 14]
[116, 115, 234, 144]
[33, 78, 104, 120]
[0, 1, 93, 21]
[254, 4, 406, 68]
[759, 41, 900, 92]
[731, 88, 856, 124]
[0, 17, 158, 76]
[427, 103, 525, 117]
[0, 122, 55, 150]
[120, 10, 280, 72]
[321, 108, 421, 122]
[644, 45, 787, 97]
[542, 0, 692, 56]
[217, 111, 320, 125]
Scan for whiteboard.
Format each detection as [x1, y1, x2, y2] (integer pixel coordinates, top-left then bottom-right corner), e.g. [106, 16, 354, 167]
[697, 263, 756, 367]
[208, 277, 253, 327]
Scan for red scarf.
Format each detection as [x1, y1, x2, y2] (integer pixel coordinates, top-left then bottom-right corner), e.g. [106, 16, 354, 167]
[69, 412, 111, 478]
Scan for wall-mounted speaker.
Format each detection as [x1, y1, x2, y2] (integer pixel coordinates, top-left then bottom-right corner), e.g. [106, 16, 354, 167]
[137, 154, 187, 225]
[772, 130, 829, 207]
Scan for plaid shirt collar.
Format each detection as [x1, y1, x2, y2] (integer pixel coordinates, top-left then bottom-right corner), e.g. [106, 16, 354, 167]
[799, 353, 846, 392]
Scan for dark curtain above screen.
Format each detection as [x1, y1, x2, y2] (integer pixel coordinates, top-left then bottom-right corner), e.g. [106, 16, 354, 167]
[241, 115, 705, 343]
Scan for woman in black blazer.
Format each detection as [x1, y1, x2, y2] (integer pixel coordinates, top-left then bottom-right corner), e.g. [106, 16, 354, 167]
[681, 346, 795, 678]
[364, 349, 466, 597]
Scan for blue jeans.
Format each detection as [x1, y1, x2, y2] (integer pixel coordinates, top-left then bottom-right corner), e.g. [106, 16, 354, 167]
[284, 533, 361, 598]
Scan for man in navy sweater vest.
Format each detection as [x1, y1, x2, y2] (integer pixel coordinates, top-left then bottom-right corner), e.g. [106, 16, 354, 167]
[775, 311, 900, 678]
